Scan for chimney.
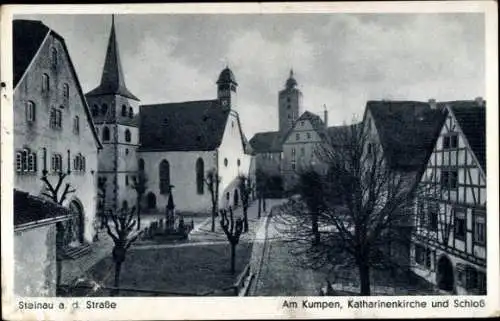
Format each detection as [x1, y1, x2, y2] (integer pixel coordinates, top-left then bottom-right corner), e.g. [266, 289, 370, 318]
[323, 104, 328, 128]
[475, 96, 484, 106]
[428, 98, 437, 109]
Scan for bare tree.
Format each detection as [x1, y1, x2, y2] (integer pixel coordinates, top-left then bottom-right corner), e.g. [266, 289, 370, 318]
[205, 169, 221, 232]
[105, 206, 140, 296]
[220, 207, 244, 274]
[41, 171, 76, 205]
[297, 169, 324, 245]
[255, 169, 268, 218]
[275, 122, 423, 295]
[238, 174, 252, 232]
[131, 171, 148, 230]
[40, 170, 75, 289]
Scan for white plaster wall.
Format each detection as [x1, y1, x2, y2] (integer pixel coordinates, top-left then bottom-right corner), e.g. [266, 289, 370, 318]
[14, 33, 99, 243]
[139, 150, 216, 213]
[14, 225, 57, 297]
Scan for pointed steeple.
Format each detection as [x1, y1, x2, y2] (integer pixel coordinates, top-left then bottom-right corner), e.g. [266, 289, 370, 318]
[286, 68, 297, 89]
[87, 15, 139, 101]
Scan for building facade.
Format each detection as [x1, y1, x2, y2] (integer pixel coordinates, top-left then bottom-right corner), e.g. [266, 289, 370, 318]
[13, 19, 102, 296]
[85, 17, 140, 213]
[138, 69, 253, 214]
[13, 19, 102, 247]
[411, 100, 486, 294]
[281, 111, 329, 191]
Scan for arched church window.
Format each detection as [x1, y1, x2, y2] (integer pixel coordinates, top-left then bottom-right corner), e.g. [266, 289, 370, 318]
[101, 104, 108, 116]
[237, 159, 241, 167]
[159, 160, 170, 195]
[196, 158, 204, 195]
[125, 129, 131, 142]
[224, 158, 228, 167]
[102, 126, 110, 141]
[92, 104, 99, 117]
[129, 107, 133, 118]
[139, 158, 145, 171]
[121, 105, 127, 117]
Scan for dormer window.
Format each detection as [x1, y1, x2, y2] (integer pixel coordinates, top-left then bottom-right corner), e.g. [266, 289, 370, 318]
[129, 107, 133, 118]
[121, 105, 127, 117]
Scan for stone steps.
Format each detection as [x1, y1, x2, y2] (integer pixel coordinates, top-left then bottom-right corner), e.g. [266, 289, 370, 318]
[61, 244, 92, 260]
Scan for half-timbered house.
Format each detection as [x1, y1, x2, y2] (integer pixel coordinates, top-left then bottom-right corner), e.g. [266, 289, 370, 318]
[411, 99, 486, 294]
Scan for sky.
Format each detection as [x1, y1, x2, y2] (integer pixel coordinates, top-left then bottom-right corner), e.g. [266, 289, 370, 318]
[19, 13, 485, 138]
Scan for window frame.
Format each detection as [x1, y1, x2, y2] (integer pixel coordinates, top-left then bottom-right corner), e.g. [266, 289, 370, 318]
[454, 208, 466, 241]
[73, 116, 80, 135]
[26, 101, 36, 123]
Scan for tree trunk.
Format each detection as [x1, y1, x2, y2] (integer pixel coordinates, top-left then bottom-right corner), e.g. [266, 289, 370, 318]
[136, 196, 142, 230]
[230, 243, 236, 274]
[258, 197, 262, 219]
[312, 211, 320, 245]
[112, 261, 122, 296]
[358, 260, 371, 296]
[243, 208, 249, 232]
[211, 208, 216, 232]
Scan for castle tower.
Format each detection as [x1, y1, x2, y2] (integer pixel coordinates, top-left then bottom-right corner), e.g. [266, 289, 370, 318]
[217, 66, 238, 110]
[86, 15, 140, 211]
[278, 69, 303, 133]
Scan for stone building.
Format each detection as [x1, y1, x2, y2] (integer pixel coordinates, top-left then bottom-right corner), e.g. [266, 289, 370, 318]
[86, 19, 253, 214]
[281, 110, 329, 191]
[85, 16, 140, 212]
[411, 99, 486, 294]
[13, 19, 102, 295]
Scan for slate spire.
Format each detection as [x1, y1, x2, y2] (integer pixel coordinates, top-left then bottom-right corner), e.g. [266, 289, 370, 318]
[87, 15, 139, 100]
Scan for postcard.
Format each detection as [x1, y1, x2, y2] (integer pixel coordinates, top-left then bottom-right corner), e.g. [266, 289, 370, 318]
[1, 1, 498, 320]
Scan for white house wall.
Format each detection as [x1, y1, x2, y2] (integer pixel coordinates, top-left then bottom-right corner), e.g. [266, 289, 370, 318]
[14, 32, 99, 243]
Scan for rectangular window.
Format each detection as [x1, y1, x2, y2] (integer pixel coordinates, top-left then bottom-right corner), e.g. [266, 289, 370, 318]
[307, 132, 311, 139]
[291, 162, 296, 170]
[51, 153, 62, 173]
[16, 152, 23, 172]
[26, 101, 35, 122]
[73, 116, 80, 134]
[441, 169, 458, 189]
[454, 208, 466, 241]
[296, 133, 300, 141]
[425, 248, 432, 269]
[27, 153, 37, 172]
[442, 134, 458, 150]
[474, 214, 486, 245]
[415, 245, 425, 265]
[300, 147, 305, 156]
[50, 108, 62, 129]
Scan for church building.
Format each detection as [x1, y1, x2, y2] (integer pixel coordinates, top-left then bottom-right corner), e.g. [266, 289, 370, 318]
[87, 18, 253, 215]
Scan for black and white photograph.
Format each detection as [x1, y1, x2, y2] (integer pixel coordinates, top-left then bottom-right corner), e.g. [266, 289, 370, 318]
[1, 2, 498, 320]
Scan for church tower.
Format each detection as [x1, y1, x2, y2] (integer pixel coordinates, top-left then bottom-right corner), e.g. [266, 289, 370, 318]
[278, 69, 303, 133]
[217, 66, 238, 110]
[86, 15, 140, 212]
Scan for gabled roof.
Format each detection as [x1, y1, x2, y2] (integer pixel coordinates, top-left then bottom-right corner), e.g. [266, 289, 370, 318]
[446, 101, 486, 173]
[327, 124, 360, 145]
[366, 100, 446, 171]
[282, 111, 328, 143]
[14, 189, 71, 229]
[13, 20, 49, 87]
[139, 100, 230, 152]
[13, 19, 103, 150]
[249, 131, 284, 153]
[86, 17, 139, 101]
